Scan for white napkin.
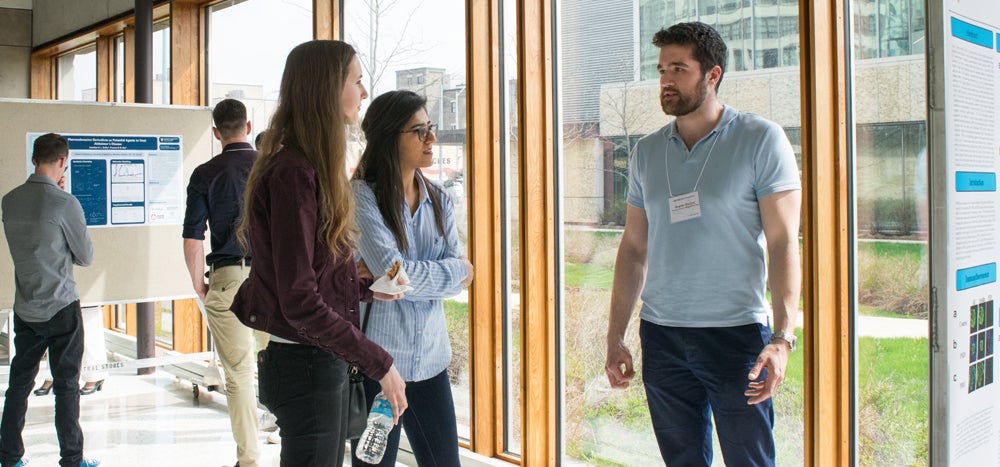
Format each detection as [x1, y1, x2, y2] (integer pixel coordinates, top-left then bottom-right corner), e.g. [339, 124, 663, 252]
[370, 264, 413, 294]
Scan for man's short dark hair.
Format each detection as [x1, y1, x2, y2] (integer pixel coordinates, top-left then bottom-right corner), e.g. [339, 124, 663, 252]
[212, 98, 248, 140]
[32, 133, 69, 164]
[653, 22, 728, 91]
[254, 130, 268, 149]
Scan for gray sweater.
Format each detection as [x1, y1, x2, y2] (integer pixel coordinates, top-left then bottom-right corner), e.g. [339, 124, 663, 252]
[2, 173, 93, 321]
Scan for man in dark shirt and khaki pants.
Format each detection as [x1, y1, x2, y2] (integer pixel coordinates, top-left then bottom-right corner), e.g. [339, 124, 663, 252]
[1, 133, 98, 467]
[183, 99, 263, 467]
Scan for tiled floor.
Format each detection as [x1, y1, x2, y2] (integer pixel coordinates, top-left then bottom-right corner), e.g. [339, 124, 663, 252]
[5, 369, 284, 467]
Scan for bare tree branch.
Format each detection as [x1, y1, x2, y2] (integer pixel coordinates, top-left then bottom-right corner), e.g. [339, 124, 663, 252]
[347, 0, 429, 95]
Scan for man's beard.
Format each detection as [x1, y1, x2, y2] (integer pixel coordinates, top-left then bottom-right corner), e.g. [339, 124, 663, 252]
[660, 77, 708, 117]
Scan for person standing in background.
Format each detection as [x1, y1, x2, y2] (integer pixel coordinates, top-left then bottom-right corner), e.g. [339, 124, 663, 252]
[604, 22, 801, 466]
[32, 305, 109, 397]
[1, 133, 99, 467]
[182, 98, 263, 467]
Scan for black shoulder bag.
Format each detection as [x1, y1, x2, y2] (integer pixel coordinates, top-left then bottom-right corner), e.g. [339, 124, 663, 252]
[346, 302, 373, 440]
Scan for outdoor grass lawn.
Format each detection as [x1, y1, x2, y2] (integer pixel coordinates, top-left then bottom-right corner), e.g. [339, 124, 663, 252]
[857, 336, 928, 415]
[459, 237, 932, 464]
[858, 239, 925, 260]
[565, 263, 614, 289]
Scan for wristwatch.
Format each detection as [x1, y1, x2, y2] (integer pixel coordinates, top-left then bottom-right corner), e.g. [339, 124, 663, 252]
[771, 331, 797, 351]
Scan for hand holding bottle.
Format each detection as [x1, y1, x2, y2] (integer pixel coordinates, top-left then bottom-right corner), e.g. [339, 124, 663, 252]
[378, 364, 407, 425]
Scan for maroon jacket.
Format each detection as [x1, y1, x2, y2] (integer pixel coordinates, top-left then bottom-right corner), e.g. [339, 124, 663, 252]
[230, 146, 393, 380]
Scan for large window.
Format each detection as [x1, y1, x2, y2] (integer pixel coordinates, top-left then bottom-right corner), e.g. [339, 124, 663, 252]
[154, 300, 174, 348]
[114, 34, 126, 102]
[850, 0, 929, 464]
[56, 45, 97, 101]
[152, 20, 170, 105]
[343, 0, 471, 444]
[559, 1, 804, 464]
[206, 0, 312, 146]
[500, 0, 522, 456]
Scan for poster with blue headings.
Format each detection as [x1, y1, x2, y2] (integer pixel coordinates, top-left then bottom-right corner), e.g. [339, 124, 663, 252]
[25, 133, 185, 227]
[931, 0, 1000, 464]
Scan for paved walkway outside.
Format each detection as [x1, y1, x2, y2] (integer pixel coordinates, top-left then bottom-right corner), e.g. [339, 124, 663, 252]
[453, 290, 929, 339]
[855, 315, 927, 338]
[796, 313, 927, 338]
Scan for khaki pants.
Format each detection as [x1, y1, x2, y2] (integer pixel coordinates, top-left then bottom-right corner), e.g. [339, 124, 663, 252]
[204, 264, 268, 467]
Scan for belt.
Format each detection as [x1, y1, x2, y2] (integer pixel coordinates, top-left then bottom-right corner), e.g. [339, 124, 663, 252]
[210, 257, 251, 270]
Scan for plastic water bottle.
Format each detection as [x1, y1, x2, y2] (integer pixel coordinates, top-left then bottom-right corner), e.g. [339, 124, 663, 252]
[356, 391, 393, 464]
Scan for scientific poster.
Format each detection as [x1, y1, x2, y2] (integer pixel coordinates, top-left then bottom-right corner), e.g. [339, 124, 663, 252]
[25, 133, 185, 227]
[937, 0, 1000, 463]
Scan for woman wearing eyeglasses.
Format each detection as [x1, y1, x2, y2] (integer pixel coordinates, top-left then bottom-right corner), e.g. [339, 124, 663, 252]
[350, 90, 473, 467]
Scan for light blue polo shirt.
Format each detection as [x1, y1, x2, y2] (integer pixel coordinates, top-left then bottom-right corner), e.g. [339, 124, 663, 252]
[627, 105, 800, 327]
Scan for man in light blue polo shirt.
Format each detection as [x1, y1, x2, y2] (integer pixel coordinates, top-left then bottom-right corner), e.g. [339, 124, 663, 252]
[604, 22, 801, 466]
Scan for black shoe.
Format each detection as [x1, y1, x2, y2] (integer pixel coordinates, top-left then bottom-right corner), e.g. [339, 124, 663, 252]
[79, 380, 104, 395]
[33, 382, 52, 396]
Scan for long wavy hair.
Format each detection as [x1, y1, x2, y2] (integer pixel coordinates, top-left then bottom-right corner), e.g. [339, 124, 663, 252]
[239, 40, 357, 258]
[353, 90, 445, 253]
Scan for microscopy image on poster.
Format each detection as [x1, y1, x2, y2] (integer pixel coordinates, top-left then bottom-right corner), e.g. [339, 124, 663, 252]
[963, 300, 995, 395]
[970, 334, 978, 364]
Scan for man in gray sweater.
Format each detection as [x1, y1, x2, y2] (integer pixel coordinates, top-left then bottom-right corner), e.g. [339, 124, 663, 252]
[0, 133, 99, 467]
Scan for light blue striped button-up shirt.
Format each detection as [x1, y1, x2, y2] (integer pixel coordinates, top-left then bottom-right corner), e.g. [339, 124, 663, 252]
[352, 178, 467, 382]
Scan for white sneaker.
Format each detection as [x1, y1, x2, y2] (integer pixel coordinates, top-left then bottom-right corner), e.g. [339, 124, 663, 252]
[259, 411, 278, 432]
[267, 430, 281, 444]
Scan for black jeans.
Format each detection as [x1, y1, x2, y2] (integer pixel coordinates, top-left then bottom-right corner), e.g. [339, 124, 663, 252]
[350, 369, 460, 467]
[258, 342, 351, 467]
[0, 301, 84, 467]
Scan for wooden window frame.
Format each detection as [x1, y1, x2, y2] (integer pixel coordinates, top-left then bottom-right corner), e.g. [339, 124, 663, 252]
[800, 1, 852, 465]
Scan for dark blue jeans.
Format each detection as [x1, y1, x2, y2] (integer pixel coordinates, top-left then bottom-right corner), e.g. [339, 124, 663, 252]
[0, 301, 84, 467]
[257, 342, 351, 467]
[640, 320, 776, 467]
[350, 369, 460, 467]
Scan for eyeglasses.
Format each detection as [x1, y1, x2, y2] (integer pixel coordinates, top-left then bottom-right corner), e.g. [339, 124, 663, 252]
[400, 123, 437, 142]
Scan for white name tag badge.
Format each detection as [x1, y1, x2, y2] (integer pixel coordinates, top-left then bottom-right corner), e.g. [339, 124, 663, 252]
[668, 191, 701, 223]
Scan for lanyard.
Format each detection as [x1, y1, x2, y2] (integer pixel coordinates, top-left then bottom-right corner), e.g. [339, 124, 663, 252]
[664, 129, 721, 198]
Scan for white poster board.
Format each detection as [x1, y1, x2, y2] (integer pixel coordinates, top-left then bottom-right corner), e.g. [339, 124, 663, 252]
[0, 99, 212, 308]
[929, 0, 1000, 464]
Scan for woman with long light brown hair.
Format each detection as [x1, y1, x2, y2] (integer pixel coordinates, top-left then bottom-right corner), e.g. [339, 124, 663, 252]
[230, 39, 407, 467]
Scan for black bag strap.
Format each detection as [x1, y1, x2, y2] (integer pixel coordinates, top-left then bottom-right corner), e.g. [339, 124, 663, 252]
[361, 301, 372, 334]
[349, 302, 374, 381]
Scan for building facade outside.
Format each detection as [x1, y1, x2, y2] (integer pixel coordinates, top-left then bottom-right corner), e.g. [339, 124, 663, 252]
[561, 0, 926, 233]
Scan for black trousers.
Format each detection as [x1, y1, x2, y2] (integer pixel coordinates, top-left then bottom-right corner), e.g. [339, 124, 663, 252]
[0, 301, 85, 467]
[350, 369, 461, 467]
[258, 342, 351, 467]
